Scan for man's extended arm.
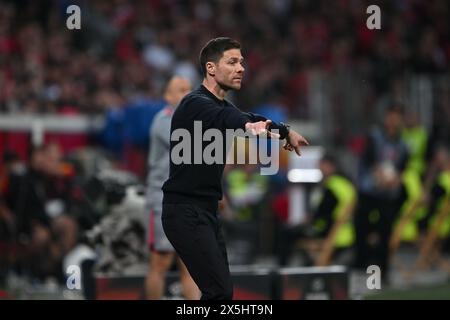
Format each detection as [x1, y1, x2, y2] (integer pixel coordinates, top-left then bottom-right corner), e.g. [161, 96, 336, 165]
[244, 115, 309, 156]
[190, 96, 309, 155]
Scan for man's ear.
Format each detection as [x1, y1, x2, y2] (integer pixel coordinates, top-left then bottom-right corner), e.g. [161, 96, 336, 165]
[206, 62, 215, 76]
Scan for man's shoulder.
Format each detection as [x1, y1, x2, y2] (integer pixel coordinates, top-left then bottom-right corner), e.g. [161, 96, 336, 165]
[173, 89, 214, 121]
[151, 108, 173, 129]
[154, 106, 174, 120]
[179, 87, 217, 108]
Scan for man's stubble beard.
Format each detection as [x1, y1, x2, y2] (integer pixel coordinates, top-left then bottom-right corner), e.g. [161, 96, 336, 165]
[218, 80, 240, 92]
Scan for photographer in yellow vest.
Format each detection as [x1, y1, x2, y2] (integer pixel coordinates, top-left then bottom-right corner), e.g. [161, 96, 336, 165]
[278, 153, 356, 266]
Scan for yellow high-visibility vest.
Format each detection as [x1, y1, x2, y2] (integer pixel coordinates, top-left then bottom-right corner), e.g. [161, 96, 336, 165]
[226, 169, 268, 221]
[323, 175, 357, 248]
[395, 169, 425, 242]
[402, 126, 427, 175]
[429, 171, 450, 238]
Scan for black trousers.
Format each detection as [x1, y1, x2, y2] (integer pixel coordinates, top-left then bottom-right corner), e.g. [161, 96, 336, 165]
[354, 192, 400, 277]
[162, 203, 233, 300]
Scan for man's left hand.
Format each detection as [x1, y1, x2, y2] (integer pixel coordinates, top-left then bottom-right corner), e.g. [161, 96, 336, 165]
[283, 130, 309, 156]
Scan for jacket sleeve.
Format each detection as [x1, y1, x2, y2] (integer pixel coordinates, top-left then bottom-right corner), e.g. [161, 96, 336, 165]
[189, 96, 249, 132]
[246, 112, 290, 140]
[150, 114, 172, 148]
[189, 96, 290, 139]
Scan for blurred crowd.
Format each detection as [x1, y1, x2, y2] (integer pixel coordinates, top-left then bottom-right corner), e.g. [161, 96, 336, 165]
[1, 0, 449, 158]
[1, 105, 449, 290]
[0, 142, 148, 289]
[0, 143, 79, 282]
[0, 0, 449, 296]
[0, 0, 448, 116]
[222, 104, 450, 287]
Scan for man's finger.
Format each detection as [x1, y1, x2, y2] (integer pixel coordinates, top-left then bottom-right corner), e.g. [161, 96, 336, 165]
[300, 136, 309, 145]
[268, 131, 280, 139]
[294, 146, 301, 156]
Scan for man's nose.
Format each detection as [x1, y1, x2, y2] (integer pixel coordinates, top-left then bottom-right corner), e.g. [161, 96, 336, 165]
[237, 63, 245, 73]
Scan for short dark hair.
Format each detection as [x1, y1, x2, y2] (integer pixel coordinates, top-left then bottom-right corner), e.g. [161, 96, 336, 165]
[199, 37, 241, 77]
[386, 104, 404, 115]
[28, 144, 46, 161]
[320, 152, 337, 166]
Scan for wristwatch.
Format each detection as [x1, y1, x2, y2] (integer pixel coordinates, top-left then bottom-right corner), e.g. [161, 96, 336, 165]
[280, 122, 290, 139]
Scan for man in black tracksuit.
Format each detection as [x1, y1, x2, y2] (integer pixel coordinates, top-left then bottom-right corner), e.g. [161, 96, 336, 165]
[162, 37, 309, 300]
